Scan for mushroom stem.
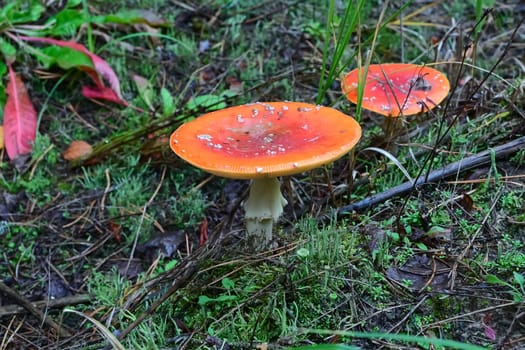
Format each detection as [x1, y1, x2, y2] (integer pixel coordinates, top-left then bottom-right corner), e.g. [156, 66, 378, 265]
[382, 117, 404, 150]
[244, 177, 288, 247]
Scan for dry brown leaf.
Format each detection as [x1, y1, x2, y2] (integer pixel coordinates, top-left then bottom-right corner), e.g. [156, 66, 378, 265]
[0, 126, 4, 150]
[386, 255, 451, 292]
[63, 140, 93, 161]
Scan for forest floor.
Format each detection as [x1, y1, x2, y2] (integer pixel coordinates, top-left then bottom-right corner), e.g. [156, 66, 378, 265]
[0, 1, 524, 349]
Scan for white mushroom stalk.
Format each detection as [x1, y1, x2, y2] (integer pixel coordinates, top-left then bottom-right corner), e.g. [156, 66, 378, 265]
[243, 177, 287, 247]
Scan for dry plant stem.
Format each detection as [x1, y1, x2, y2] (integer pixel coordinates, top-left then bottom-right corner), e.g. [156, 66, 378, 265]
[0, 281, 71, 337]
[205, 243, 299, 286]
[125, 166, 166, 277]
[1, 317, 23, 348]
[423, 301, 517, 331]
[99, 168, 111, 218]
[115, 244, 220, 343]
[345, 148, 357, 203]
[387, 295, 429, 333]
[0, 294, 91, 317]
[337, 136, 525, 215]
[116, 243, 297, 344]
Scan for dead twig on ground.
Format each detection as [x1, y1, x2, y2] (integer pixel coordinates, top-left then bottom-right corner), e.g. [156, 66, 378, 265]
[335, 136, 525, 216]
[0, 281, 72, 337]
[0, 294, 91, 317]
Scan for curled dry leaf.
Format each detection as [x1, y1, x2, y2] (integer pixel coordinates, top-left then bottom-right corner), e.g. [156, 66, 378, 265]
[62, 140, 93, 161]
[0, 126, 3, 150]
[386, 254, 451, 292]
[136, 230, 186, 261]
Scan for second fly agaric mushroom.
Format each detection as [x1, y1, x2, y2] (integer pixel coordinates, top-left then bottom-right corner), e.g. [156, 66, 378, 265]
[170, 102, 361, 248]
[342, 63, 450, 117]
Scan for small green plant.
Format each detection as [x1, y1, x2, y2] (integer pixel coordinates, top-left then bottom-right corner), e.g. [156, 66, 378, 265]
[486, 272, 525, 303]
[481, 234, 525, 274]
[87, 268, 132, 308]
[510, 148, 525, 165]
[11, 135, 59, 204]
[167, 189, 205, 229]
[198, 277, 238, 308]
[501, 191, 524, 212]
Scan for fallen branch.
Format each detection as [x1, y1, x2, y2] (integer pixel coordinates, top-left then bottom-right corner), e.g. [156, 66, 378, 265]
[0, 294, 91, 317]
[337, 136, 525, 215]
[0, 281, 72, 337]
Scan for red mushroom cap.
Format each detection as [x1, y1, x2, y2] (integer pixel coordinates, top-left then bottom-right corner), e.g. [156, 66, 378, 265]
[342, 63, 450, 117]
[170, 102, 361, 179]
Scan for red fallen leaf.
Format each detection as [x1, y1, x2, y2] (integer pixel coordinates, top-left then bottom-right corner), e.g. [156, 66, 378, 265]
[483, 313, 496, 341]
[3, 65, 37, 160]
[199, 217, 208, 246]
[18, 36, 126, 104]
[108, 220, 122, 243]
[484, 324, 496, 341]
[62, 140, 93, 161]
[82, 85, 128, 106]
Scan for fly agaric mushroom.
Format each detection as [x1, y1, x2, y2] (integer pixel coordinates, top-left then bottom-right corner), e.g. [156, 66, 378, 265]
[170, 102, 361, 248]
[342, 63, 450, 144]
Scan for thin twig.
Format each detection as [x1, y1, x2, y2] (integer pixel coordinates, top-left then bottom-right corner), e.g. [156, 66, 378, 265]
[99, 168, 111, 218]
[0, 281, 72, 337]
[448, 189, 503, 290]
[423, 301, 516, 330]
[335, 136, 525, 216]
[124, 166, 167, 277]
[0, 294, 91, 317]
[388, 295, 429, 333]
[495, 308, 524, 349]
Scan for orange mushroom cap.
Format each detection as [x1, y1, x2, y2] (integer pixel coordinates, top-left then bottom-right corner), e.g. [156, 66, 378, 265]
[170, 102, 361, 179]
[342, 63, 450, 117]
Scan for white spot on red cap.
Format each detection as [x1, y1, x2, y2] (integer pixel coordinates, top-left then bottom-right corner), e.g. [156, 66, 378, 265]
[298, 107, 313, 112]
[197, 134, 213, 141]
[264, 104, 275, 112]
[306, 136, 320, 142]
